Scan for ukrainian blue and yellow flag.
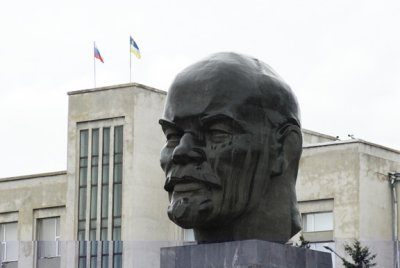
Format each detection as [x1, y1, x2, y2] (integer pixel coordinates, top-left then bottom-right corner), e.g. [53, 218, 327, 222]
[130, 36, 141, 59]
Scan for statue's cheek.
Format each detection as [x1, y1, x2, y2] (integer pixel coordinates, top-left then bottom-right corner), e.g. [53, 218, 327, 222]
[207, 147, 256, 183]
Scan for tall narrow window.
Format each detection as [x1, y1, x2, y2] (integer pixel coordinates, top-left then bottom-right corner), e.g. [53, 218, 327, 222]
[112, 126, 123, 268]
[78, 130, 89, 268]
[90, 129, 99, 240]
[90, 128, 99, 268]
[0, 222, 18, 262]
[101, 127, 110, 268]
[37, 217, 60, 259]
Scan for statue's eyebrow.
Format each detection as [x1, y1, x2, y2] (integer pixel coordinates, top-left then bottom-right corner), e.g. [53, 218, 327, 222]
[199, 114, 245, 131]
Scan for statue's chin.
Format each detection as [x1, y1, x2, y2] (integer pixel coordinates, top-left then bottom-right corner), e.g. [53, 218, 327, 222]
[167, 192, 214, 229]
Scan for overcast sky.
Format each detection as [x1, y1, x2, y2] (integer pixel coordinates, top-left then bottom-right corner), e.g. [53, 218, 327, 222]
[1, 0, 399, 178]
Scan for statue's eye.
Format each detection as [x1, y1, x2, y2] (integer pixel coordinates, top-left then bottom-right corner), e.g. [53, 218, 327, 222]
[207, 123, 232, 143]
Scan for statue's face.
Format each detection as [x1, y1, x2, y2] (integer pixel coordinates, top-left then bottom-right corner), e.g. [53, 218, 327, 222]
[160, 65, 275, 229]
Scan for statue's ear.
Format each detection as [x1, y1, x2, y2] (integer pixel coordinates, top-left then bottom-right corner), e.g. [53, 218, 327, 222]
[271, 124, 302, 177]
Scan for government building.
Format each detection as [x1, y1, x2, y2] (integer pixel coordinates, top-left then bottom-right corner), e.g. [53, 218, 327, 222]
[1, 83, 399, 268]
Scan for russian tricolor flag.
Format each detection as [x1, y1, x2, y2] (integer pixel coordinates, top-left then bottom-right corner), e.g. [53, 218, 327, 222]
[94, 43, 104, 63]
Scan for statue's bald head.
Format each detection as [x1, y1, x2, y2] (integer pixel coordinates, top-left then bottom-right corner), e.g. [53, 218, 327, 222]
[167, 52, 301, 130]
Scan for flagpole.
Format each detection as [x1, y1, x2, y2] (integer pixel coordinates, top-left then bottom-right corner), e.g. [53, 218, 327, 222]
[93, 41, 97, 88]
[129, 38, 132, 83]
[130, 36, 141, 83]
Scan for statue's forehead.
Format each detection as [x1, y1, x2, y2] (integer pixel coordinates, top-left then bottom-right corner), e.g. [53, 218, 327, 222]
[163, 78, 258, 121]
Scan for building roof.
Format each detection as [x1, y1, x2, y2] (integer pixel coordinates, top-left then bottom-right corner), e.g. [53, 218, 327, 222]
[304, 138, 400, 154]
[0, 170, 67, 182]
[67, 82, 166, 96]
[302, 128, 337, 141]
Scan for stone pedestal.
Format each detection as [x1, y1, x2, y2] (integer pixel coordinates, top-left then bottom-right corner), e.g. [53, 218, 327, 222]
[160, 239, 332, 268]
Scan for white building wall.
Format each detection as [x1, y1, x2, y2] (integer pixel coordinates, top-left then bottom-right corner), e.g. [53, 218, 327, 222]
[0, 172, 67, 268]
[298, 140, 400, 268]
[65, 83, 181, 268]
[358, 143, 400, 268]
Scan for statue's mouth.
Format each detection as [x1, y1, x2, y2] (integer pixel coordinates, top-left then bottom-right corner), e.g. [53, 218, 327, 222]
[173, 182, 205, 192]
[164, 164, 222, 192]
[164, 175, 221, 192]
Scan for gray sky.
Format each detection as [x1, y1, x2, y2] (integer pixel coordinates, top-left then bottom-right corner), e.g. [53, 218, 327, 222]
[1, 0, 399, 178]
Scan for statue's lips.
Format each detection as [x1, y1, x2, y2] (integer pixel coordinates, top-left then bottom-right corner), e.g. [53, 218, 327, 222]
[173, 182, 204, 192]
[164, 175, 221, 192]
[164, 164, 222, 192]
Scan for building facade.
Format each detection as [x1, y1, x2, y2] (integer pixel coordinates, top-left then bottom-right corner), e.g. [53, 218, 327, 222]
[296, 138, 400, 267]
[0, 171, 67, 268]
[64, 84, 181, 268]
[1, 83, 399, 267]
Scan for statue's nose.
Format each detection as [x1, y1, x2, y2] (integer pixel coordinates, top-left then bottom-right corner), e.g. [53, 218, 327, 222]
[172, 133, 205, 165]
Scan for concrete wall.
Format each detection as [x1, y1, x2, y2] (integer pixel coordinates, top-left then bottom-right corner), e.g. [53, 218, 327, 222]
[0, 171, 67, 268]
[358, 142, 400, 268]
[358, 142, 400, 241]
[297, 140, 400, 268]
[298, 143, 361, 240]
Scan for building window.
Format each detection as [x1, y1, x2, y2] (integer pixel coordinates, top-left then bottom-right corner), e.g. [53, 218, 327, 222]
[0, 222, 18, 262]
[37, 217, 61, 259]
[77, 123, 124, 268]
[90, 129, 99, 241]
[90, 129, 99, 268]
[112, 126, 123, 268]
[302, 212, 333, 232]
[101, 127, 110, 268]
[183, 229, 195, 242]
[78, 129, 89, 268]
